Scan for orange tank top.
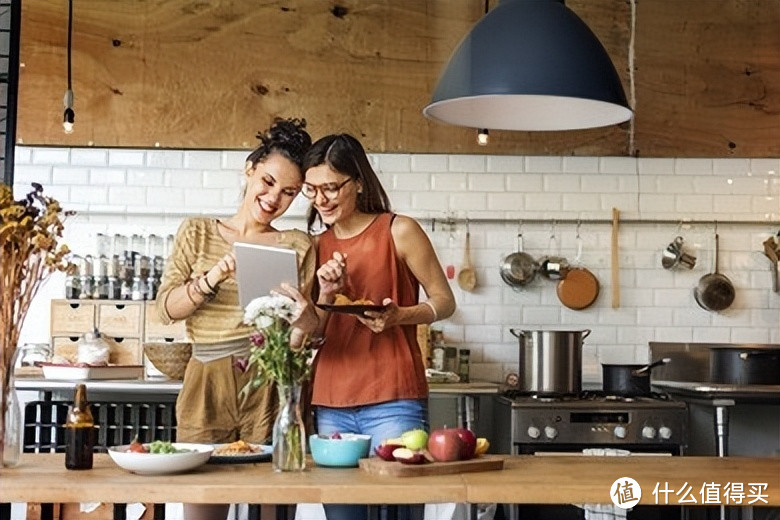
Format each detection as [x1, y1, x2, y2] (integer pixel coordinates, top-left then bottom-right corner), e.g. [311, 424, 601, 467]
[312, 213, 428, 407]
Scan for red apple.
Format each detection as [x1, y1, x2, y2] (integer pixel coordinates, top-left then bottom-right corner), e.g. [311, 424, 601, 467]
[391, 447, 426, 464]
[427, 428, 463, 462]
[455, 428, 477, 460]
[374, 443, 404, 461]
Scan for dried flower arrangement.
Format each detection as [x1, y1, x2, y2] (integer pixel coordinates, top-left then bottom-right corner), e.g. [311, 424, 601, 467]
[0, 182, 73, 460]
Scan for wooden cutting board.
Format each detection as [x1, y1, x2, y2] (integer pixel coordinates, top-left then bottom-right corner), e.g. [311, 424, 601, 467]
[359, 455, 505, 477]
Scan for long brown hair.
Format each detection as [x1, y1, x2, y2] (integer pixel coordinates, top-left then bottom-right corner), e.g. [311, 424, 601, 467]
[302, 133, 391, 231]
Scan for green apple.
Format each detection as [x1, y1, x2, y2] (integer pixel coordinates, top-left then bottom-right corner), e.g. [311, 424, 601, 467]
[400, 429, 429, 451]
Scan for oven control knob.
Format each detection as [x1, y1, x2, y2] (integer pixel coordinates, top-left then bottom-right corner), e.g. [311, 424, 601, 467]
[613, 426, 627, 439]
[642, 426, 657, 439]
[659, 426, 672, 440]
[544, 426, 558, 440]
[527, 426, 541, 439]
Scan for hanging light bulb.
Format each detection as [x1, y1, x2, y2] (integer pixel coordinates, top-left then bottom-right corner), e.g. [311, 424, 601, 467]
[477, 129, 489, 146]
[63, 89, 74, 134]
[62, 0, 74, 134]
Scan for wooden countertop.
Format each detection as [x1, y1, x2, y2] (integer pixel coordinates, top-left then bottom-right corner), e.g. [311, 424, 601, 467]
[1, 454, 777, 506]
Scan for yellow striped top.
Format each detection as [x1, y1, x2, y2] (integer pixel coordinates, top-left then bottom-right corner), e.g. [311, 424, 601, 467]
[155, 217, 315, 344]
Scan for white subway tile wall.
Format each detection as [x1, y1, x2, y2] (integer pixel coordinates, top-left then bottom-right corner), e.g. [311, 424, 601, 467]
[13, 147, 780, 383]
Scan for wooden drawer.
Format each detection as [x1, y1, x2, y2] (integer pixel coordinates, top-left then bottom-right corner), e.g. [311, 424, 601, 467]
[105, 337, 142, 365]
[52, 336, 141, 365]
[52, 336, 81, 363]
[144, 304, 187, 341]
[97, 302, 143, 337]
[50, 301, 96, 335]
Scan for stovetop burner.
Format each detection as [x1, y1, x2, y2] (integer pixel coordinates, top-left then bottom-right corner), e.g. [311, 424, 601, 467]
[500, 388, 676, 404]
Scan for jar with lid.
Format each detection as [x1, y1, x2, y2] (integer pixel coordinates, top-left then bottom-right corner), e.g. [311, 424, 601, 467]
[65, 254, 82, 299]
[430, 328, 446, 372]
[77, 255, 94, 299]
[65, 383, 95, 470]
[77, 329, 110, 366]
[458, 349, 470, 383]
[105, 255, 121, 300]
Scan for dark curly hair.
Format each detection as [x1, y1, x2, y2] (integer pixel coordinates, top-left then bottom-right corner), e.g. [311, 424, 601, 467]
[246, 117, 312, 172]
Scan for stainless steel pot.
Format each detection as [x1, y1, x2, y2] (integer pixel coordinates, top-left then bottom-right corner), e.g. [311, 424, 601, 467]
[509, 329, 591, 395]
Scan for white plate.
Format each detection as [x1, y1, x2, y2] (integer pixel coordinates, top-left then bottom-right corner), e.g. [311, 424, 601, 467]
[108, 443, 214, 475]
[39, 363, 144, 381]
[209, 443, 272, 464]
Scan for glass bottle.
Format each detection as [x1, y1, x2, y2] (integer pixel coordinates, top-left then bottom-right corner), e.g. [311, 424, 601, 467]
[65, 383, 95, 470]
[78, 255, 94, 300]
[272, 384, 306, 472]
[458, 349, 471, 383]
[64, 254, 82, 300]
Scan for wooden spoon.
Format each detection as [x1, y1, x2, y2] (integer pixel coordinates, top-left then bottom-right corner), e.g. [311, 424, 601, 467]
[457, 231, 477, 292]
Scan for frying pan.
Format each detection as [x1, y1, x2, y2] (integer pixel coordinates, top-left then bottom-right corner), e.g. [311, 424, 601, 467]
[693, 233, 735, 312]
[499, 233, 538, 288]
[556, 232, 599, 310]
[556, 267, 599, 310]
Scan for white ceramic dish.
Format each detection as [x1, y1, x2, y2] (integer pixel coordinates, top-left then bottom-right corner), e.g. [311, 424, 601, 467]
[39, 363, 144, 381]
[209, 443, 272, 464]
[108, 443, 214, 475]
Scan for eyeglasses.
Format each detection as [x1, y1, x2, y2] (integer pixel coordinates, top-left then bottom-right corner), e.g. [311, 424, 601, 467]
[301, 178, 352, 201]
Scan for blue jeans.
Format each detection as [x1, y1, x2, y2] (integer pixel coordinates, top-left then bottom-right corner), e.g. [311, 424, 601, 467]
[315, 399, 428, 520]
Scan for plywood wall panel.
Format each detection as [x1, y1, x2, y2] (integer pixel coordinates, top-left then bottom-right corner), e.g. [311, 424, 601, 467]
[16, 1, 780, 157]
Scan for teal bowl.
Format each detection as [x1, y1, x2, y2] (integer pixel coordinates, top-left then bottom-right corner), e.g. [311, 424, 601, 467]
[309, 433, 372, 467]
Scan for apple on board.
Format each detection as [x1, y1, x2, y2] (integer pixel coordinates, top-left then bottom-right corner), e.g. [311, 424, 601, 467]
[455, 428, 477, 460]
[374, 443, 404, 461]
[391, 448, 427, 465]
[426, 428, 463, 462]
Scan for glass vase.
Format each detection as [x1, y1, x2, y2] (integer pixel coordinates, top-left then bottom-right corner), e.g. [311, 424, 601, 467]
[272, 383, 306, 472]
[2, 349, 23, 467]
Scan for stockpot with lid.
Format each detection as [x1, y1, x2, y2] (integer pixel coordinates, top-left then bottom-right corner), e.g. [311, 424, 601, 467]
[509, 329, 591, 395]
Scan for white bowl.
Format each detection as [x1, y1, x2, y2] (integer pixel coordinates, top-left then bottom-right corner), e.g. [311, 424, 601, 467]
[108, 443, 214, 475]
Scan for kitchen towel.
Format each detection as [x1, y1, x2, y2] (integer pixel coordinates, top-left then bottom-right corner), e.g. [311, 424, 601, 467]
[578, 448, 630, 520]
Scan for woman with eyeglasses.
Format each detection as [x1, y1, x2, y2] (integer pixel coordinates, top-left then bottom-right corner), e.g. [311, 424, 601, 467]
[302, 133, 456, 520]
[155, 118, 317, 520]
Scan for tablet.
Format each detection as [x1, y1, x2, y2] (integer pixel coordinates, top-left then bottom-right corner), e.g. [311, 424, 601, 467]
[234, 242, 299, 308]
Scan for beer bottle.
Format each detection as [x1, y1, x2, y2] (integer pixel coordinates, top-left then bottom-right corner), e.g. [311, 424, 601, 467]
[65, 383, 95, 470]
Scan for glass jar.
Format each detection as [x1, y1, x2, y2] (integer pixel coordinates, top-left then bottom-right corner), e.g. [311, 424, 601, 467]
[458, 349, 471, 383]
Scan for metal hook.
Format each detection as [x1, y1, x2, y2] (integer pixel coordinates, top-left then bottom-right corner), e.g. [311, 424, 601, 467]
[466, 218, 470, 234]
[575, 219, 582, 239]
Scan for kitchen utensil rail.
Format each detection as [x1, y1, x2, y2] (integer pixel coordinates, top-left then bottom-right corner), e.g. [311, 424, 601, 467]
[429, 217, 780, 227]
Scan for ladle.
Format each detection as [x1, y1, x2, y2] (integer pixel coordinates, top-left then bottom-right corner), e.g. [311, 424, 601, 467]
[457, 228, 477, 292]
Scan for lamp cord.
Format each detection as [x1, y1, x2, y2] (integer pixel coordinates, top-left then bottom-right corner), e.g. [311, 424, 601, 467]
[66, 0, 72, 91]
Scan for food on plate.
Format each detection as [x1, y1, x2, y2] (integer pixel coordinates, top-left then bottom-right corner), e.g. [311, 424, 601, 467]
[213, 440, 261, 456]
[333, 293, 375, 306]
[148, 440, 192, 454]
[128, 436, 148, 453]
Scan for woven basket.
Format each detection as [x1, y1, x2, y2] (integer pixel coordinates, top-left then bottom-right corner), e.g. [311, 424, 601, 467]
[143, 342, 192, 380]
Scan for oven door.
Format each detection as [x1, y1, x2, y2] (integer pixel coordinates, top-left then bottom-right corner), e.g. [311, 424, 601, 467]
[498, 445, 683, 520]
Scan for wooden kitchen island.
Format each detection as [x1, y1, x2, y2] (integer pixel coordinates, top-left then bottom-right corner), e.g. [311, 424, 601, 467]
[1, 454, 778, 512]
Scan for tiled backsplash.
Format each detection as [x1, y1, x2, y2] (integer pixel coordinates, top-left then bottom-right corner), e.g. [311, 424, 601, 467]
[13, 147, 780, 383]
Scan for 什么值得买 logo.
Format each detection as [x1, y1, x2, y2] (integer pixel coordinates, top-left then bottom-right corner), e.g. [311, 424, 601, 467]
[611, 477, 642, 509]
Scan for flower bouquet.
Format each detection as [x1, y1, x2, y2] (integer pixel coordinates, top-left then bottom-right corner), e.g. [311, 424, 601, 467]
[1, 183, 73, 465]
[242, 293, 315, 471]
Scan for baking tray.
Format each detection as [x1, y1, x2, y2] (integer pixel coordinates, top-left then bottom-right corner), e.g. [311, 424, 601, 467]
[37, 363, 145, 381]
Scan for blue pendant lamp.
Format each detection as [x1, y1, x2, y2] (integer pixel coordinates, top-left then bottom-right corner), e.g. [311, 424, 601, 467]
[423, 0, 632, 132]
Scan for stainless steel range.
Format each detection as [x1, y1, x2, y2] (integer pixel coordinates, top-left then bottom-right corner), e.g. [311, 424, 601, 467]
[493, 390, 688, 520]
[494, 390, 687, 453]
